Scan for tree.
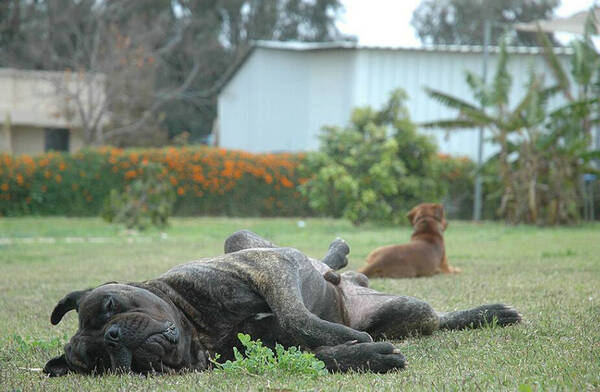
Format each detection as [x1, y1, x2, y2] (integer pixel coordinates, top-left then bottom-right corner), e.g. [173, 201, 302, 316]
[161, 0, 346, 142]
[537, 10, 600, 140]
[0, 0, 345, 145]
[411, 0, 560, 46]
[0, 0, 200, 146]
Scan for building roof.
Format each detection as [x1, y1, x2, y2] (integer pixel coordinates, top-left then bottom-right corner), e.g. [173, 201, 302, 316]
[219, 40, 573, 93]
[252, 40, 574, 55]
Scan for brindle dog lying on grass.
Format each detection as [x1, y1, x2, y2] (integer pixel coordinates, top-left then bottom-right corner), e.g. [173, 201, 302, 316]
[44, 230, 521, 376]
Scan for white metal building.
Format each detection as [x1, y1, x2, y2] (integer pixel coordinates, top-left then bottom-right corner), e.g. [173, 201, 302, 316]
[217, 41, 572, 160]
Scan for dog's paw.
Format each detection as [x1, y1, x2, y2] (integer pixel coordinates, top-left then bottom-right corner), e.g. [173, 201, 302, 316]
[314, 341, 406, 373]
[322, 238, 350, 270]
[477, 304, 522, 326]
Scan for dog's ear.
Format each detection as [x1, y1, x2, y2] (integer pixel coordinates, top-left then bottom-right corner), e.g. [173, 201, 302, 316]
[406, 206, 418, 224]
[434, 204, 445, 220]
[51, 288, 92, 325]
[434, 204, 448, 229]
[44, 354, 70, 377]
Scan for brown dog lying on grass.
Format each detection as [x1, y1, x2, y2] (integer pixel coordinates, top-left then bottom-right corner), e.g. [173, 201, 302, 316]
[358, 203, 460, 278]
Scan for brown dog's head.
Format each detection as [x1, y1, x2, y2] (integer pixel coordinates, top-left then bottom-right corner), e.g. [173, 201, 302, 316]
[44, 283, 207, 376]
[406, 203, 448, 233]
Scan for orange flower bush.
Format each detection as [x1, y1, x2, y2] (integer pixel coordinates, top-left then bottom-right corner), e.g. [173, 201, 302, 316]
[0, 147, 311, 217]
[0, 147, 474, 218]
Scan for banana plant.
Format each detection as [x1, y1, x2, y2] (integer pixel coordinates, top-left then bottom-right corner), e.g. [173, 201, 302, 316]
[537, 7, 600, 139]
[421, 30, 599, 224]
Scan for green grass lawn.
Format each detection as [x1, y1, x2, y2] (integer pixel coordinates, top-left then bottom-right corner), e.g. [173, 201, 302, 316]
[0, 217, 599, 391]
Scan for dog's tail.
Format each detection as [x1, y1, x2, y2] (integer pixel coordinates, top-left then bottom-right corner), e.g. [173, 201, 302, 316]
[438, 304, 522, 331]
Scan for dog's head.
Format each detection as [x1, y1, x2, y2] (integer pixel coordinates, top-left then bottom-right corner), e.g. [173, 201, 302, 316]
[406, 203, 448, 232]
[44, 283, 206, 376]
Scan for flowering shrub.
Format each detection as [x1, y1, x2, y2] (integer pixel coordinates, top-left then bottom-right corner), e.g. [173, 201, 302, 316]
[0, 146, 475, 220]
[300, 90, 446, 225]
[0, 147, 310, 217]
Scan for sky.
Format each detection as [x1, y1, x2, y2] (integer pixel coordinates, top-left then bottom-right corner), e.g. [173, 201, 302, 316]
[337, 0, 597, 47]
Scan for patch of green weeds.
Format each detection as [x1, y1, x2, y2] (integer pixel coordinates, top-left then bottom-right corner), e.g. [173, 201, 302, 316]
[211, 333, 328, 378]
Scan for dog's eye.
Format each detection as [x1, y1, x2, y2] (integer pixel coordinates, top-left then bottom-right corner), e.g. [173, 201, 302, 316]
[104, 297, 117, 313]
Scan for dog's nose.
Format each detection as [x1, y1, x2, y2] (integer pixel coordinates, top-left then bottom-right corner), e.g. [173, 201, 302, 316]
[104, 325, 122, 347]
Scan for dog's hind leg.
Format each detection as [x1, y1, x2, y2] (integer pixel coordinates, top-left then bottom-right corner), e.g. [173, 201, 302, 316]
[358, 295, 441, 339]
[319, 238, 351, 284]
[343, 286, 521, 339]
[321, 238, 350, 271]
[438, 304, 521, 330]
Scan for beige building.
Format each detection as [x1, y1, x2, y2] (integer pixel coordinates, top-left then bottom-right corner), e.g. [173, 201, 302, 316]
[0, 68, 105, 155]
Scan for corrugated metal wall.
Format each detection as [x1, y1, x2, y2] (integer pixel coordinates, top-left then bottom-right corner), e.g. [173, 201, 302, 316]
[218, 49, 311, 152]
[350, 48, 567, 159]
[218, 45, 570, 160]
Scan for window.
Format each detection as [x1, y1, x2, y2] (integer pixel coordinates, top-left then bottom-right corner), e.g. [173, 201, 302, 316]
[44, 128, 70, 152]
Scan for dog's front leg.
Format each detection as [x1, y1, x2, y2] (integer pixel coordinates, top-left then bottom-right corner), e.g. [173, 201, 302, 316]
[246, 248, 372, 348]
[313, 341, 406, 373]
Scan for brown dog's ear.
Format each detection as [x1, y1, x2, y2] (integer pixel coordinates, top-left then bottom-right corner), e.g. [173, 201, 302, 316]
[44, 354, 70, 377]
[406, 207, 417, 224]
[434, 203, 445, 220]
[434, 204, 448, 229]
[50, 289, 92, 325]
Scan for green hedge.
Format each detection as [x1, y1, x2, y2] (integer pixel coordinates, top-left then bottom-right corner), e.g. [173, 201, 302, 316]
[0, 147, 474, 219]
[0, 147, 310, 217]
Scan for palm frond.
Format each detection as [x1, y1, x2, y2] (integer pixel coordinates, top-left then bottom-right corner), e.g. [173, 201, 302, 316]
[549, 97, 600, 119]
[580, 150, 600, 161]
[584, 6, 599, 43]
[570, 40, 599, 87]
[425, 87, 507, 129]
[507, 73, 543, 129]
[491, 41, 512, 107]
[425, 88, 481, 112]
[538, 85, 561, 104]
[465, 71, 488, 106]
[536, 26, 572, 100]
[420, 119, 481, 129]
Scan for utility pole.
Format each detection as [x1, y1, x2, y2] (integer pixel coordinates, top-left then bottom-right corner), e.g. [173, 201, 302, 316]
[474, 17, 491, 221]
